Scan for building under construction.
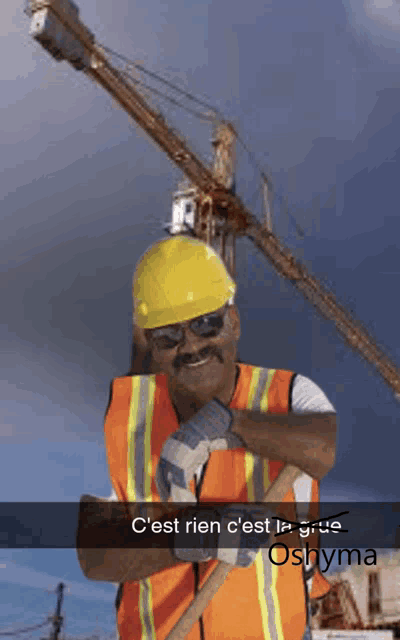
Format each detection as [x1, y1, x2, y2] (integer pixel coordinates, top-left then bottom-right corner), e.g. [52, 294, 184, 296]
[312, 552, 400, 639]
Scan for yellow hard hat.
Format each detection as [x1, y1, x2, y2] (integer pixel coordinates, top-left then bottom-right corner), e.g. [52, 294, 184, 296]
[133, 236, 236, 329]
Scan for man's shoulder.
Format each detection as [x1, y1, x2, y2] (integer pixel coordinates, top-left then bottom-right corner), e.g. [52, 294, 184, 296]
[291, 373, 336, 414]
[241, 365, 336, 414]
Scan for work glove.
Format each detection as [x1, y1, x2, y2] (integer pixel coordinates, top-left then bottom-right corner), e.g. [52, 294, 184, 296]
[173, 504, 272, 567]
[155, 399, 243, 503]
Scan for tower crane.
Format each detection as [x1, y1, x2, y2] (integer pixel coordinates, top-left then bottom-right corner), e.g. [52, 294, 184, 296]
[25, 0, 400, 399]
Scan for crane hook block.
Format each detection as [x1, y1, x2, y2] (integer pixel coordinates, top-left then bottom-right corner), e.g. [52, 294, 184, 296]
[28, 0, 94, 71]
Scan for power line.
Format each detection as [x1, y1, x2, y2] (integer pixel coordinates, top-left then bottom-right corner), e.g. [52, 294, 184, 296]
[0, 620, 51, 637]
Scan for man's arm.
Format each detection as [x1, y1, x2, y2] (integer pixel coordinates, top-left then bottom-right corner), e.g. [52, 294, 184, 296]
[77, 499, 181, 583]
[230, 373, 337, 481]
[231, 410, 336, 481]
[78, 543, 179, 583]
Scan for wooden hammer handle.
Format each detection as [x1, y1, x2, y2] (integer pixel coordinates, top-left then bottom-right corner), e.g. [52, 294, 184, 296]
[165, 464, 303, 640]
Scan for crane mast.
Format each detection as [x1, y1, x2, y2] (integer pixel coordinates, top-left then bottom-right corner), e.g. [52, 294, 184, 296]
[27, 0, 400, 398]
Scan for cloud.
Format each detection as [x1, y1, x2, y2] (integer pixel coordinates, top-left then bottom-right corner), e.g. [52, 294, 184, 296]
[363, 0, 400, 29]
[346, 0, 400, 45]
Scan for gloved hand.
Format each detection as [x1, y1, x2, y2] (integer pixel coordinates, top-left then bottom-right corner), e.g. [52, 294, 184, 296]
[173, 504, 271, 567]
[155, 398, 243, 503]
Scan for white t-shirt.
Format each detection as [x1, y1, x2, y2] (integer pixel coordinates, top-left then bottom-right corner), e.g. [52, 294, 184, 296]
[291, 374, 335, 414]
[108, 373, 335, 500]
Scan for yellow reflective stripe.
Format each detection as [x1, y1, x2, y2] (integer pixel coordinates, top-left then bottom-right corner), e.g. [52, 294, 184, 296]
[245, 452, 255, 501]
[260, 368, 275, 412]
[262, 459, 270, 492]
[244, 367, 269, 639]
[245, 452, 269, 638]
[144, 376, 156, 502]
[255, 552, 270, 638]
[147, 581, 156, 640]
[127, 376, 142, 501]
[138, 579, 157, 640]
[259, 368, 284, 640]
[269, 547, 285, 640]
[248, 366, 262, 408]
[141, 378, 156, 640]
[245, 366, 262, 500]
[138, 581, 148, 639]
[126, 376, 157, 639]
[261, 369, 275, 491]
[126, 376, 156, 502]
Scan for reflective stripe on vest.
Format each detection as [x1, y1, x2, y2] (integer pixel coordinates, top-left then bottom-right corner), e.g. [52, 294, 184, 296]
[127, 375, 156, 503]
[246, 366, 285, 640]
[128, 375, 157, 640]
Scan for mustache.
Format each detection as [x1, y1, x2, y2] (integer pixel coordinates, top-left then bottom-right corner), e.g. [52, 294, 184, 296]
[174, 346, 223, 369]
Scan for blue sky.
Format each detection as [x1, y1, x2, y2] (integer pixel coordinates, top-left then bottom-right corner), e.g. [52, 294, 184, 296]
[2, 0, 400, 634]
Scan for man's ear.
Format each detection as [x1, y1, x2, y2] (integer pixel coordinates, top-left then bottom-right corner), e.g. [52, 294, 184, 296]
[131, 324, 154, 375]
[229, 304, 241, 340]
[133, 324, 149, 351]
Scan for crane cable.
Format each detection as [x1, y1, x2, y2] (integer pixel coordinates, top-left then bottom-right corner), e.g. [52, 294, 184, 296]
[110, 48, 309, 239]
[117, 67, 217, 122]
[99, 44, 276, 199]
[100, 44, 222, 118]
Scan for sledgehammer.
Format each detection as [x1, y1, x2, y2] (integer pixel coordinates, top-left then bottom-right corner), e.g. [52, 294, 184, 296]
[165, 464, 303, 640]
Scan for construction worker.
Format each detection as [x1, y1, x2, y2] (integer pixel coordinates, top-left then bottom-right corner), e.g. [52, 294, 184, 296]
[78, 235, 336, 640]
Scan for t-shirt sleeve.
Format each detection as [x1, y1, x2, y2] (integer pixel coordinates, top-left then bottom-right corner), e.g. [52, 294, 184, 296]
[291, 374, 336, 414]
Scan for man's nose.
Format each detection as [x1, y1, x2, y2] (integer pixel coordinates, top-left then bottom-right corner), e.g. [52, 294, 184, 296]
[178, 325, 206, 353]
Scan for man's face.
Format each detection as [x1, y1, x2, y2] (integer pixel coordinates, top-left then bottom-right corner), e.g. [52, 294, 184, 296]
[145, 305, 240, 398]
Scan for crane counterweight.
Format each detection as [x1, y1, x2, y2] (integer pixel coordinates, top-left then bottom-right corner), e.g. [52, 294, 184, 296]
[28, 0, 94, 70]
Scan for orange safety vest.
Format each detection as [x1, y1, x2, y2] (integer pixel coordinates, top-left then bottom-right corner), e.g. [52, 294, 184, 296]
[105, 363, 331, 640]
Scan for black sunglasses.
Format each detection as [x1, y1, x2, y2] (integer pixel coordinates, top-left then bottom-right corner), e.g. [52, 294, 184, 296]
[147, 306, 229, 350]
